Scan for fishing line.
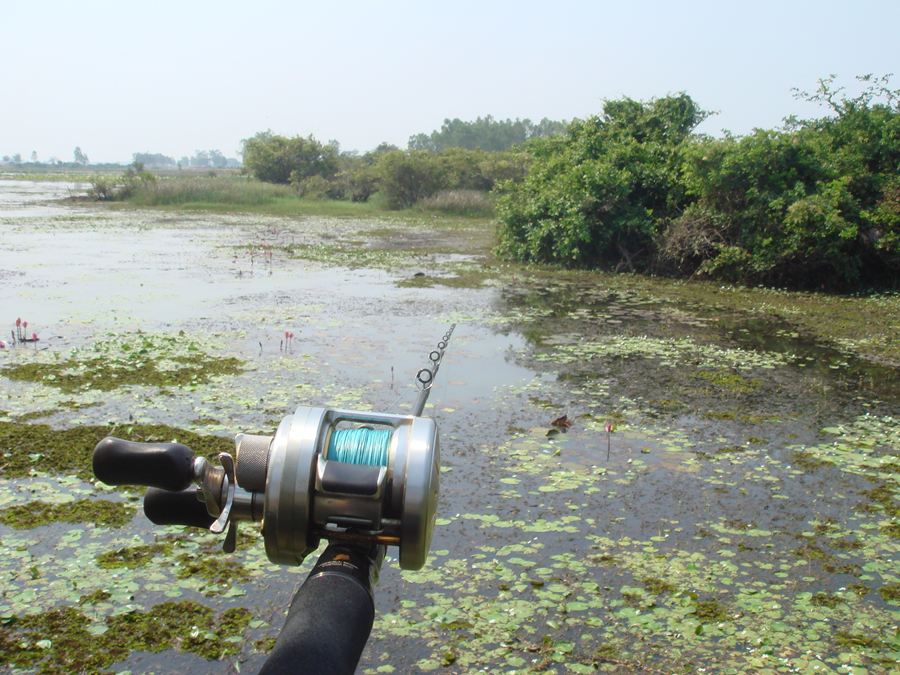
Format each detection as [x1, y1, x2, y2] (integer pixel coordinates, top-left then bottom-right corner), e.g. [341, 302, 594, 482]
[327, 427, 392, 466]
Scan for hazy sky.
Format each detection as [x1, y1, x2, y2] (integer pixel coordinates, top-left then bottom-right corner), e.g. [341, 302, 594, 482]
[2, 0, 898, 163]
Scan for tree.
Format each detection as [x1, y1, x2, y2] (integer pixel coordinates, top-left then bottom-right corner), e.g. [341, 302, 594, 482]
[208, 149, 228, 168]
[241, 131, 339, 184]
[30, 150, 38, 163]
[496, 94, 707, 268]
[133, 152, 176, 168]
[409, 115, 567, 152]
[73, 147, 88, 165]
[375, 150, 445, 208]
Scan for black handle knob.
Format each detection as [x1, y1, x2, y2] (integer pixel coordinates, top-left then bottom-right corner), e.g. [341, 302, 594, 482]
[93, 436, 195, 491]
[143, 488, 215, 529]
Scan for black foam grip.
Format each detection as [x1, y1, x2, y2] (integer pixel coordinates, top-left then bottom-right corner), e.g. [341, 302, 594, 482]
[259, 545, 377, 675]
[92, 436, 195, 491]
[143, 488, 215, 529]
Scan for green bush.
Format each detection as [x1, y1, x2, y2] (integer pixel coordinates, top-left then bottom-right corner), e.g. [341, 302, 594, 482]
[496, 94, 706, 268]
[242, 132, 338, 184]
[496, 78, 900, 290]
[375, 150, 446, 209]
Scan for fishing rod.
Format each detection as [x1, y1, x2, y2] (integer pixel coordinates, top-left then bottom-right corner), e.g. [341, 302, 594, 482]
[92, 324, 456, 674]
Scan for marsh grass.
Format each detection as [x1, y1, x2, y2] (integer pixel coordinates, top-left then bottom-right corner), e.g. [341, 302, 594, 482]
[107, 173, 497, 221]
[129, 175, 294, 206]
[417, 189, 495, 217]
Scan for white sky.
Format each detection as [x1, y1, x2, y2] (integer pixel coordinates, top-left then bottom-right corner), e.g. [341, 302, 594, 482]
[2, 0, 898, 163]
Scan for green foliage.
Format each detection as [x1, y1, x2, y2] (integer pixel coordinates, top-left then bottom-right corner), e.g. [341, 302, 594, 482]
[497, 78, 900, 290]
[241, 131, 338, 184]
[133, 151, 176, 167]
[88, 163, 157, 201]
[409, 115, 566, 151]
[376, 149, 446, 208]
[376, 147, 527, 209]
[496, 94, 706, 268]
[678, 76, 899, 288]
[125, 175, 295, 206]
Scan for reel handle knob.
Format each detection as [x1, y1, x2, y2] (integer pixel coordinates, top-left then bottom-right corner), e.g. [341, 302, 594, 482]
[93, 436, 196, 491]
[143, 487, 216, 528]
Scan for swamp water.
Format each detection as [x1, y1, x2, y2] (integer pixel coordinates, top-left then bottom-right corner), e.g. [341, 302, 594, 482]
[0, 181, 897, 673]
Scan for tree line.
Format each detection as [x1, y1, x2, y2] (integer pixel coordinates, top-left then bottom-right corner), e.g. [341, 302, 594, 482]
[239, 115, 561, 207]
[238, 78, 898, 290]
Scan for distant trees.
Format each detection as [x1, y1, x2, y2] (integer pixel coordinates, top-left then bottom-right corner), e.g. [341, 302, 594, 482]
[73, 147, 88, 165]
[376, 147, 528, 208]
[241, 128, 529, 209]
[190, 149, 229, 168]
[133, 152, 176, 168]
[409, 116, 567, 152]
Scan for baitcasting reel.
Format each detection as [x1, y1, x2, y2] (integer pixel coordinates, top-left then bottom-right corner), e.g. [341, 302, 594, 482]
[93, 325, 454, 571]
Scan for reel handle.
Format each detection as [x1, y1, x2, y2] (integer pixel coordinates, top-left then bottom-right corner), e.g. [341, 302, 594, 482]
[93, 437, 196, 491]
[143, 487, 216, 529]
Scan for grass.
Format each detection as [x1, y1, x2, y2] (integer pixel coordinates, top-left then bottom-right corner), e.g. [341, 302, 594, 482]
[417, 189, 495, 217]
[128, 175, 294, 207]
[90, 172, 498, 221]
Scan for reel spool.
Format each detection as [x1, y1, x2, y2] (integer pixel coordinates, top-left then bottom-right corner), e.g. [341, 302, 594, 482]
[237, 406, 439, 570]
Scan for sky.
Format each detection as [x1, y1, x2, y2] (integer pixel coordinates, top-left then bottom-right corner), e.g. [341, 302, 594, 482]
[2, 0, 898, 163]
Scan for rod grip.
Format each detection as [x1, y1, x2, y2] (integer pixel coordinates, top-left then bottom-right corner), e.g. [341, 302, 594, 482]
[143, 487, 215, 529]
[93, 436, 195, 491]
[259, 544, 380, 675]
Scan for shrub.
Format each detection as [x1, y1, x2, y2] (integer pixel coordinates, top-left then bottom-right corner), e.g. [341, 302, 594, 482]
[418, 189, 494, 217]
[242, 132, 338, 184]
[375, 150, 445, 208]
[496, 78, 900, 290]
[294, 174, 331, 199]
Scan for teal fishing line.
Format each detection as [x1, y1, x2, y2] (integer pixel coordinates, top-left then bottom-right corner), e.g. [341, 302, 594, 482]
[328, 427, 391, 466]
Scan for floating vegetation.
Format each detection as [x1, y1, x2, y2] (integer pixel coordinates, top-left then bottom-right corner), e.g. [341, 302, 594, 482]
[0, 498, 134, 529]
[96, 541, 174, 569]
[280, 241, 420, 269]
[0, 601, 252, 672]
[534, 335, 794, 371]
[2, 332, 243, 393]
[0, 420, 233, 479]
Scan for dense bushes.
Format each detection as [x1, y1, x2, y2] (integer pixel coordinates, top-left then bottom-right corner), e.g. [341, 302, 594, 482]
[496, 78, 899, 290]
[496, 94, 706, 269]
[240, 129, 527, 211]
[376, 148, 527, 208]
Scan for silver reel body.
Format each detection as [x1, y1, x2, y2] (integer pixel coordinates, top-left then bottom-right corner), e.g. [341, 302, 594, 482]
[233, 406, 440, 570]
